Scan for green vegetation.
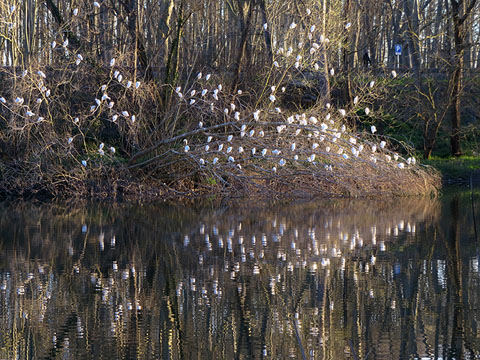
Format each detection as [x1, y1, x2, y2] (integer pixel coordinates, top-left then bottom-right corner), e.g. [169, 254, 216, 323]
[424, 156, 480, 180]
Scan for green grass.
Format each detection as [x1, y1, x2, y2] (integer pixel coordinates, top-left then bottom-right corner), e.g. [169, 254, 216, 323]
[423, 156, 480, 179]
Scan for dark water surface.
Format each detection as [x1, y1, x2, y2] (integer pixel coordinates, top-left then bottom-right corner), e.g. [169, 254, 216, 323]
[1, 189, 479, 359]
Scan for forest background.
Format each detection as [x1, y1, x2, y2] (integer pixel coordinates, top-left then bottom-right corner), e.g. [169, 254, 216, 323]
[0, 0, 478, 197]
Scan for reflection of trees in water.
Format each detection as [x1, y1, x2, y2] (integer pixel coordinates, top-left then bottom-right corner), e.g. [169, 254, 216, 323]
[0, 195, 479, 359]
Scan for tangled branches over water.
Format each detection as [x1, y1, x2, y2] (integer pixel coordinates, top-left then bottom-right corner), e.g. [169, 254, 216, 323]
[129, 79, 440, 198]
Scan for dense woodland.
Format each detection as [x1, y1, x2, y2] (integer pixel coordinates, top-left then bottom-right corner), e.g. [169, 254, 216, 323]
[0, 0, 476, 197]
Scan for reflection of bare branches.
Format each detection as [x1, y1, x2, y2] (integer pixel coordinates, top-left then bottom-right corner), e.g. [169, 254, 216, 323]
[1, 195, 480, 358]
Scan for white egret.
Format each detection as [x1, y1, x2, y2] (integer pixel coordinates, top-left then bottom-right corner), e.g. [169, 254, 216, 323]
[110, 58, 116, 67]
[262, 149, 267, 156]
[0, 97, 5, 103]
[94, 2, 100, 8]
[238, 146, 244, 153]
[380, 141, 386, 149]
[227, 147, 232, 153]
[290, 22, 297, 29]
[291, 143, 296, 151]
[189, 99, 196, 105]
[213, 157, 218, 164]
[365, 107, 370, 115]
[218, 144, 224, 151]
[249, 129, 255, 137]
[369, 80, 375, 88]
[197, 72, 202, 80]
[252, 148, 256, 155]
[135, 81, 141, 89]
[339, 109, 346, 116]
[234, 112, 240, 120]
[81, 160, 87, 167]
[269, 95, 276, 102]
[201, 89, 208, 97]
[26, 110, 34, 117]
[122, 111, 129, 117]
[112, 115, 118, 122]
[68, 137, 73, 144]
[398, 163, 405, 169]
[227, 135, 233, 142]
[110, 147, 115, 154]
[372, 145, 377, 152]
[228, 156, 235, 162]
[207, 136, 212, 142]
[205, 145, 210, 151]
[73, 8, 79, 16]
[392, 70, 397, 78]
[184, 145, 190, 152]
[127, 81, 132, 88]
[371, 125, 377, 134]
[131, 115, 136, 123]
[199, 158, 205, 165]
[311, 25, 316, 32]
[279, 159, 286, 166]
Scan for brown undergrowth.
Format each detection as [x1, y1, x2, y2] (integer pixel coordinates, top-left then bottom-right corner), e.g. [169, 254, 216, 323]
[0, 60, 440, 200]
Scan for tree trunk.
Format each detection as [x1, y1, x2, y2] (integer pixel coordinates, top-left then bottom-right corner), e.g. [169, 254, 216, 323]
[121, 0, 153, 79]
[448, 0, 478, 156]
[258, 0, 273, 64]
[231, 0, 255, 93]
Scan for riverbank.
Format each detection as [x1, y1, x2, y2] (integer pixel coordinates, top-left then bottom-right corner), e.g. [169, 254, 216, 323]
[423, 156, 480, 185]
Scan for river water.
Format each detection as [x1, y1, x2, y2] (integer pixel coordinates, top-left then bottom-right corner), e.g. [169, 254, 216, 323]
[0, 188, 479, 359]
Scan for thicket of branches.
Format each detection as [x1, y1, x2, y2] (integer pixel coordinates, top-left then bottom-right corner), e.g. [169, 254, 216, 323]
[0, 0, 457, 198]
